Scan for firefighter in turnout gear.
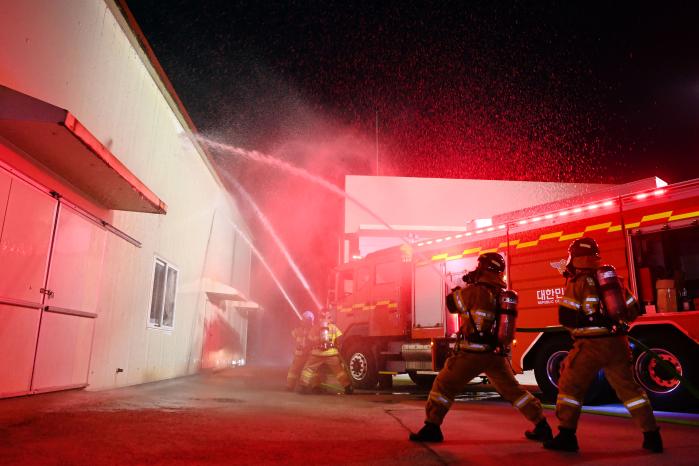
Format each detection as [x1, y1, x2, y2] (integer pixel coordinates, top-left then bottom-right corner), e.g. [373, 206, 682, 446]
[286, 311, 316, 391]
[298, 309, 353, 394]
[410, 252, 552, 443]
[544, 237, 663, 453]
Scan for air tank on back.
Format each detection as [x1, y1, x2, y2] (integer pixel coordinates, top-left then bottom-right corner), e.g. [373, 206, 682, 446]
[496, 290, 518, 347]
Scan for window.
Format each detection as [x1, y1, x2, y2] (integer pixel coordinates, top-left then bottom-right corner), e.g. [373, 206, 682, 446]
[149, 258, 178, 328]
[338, 269, 354, 297]
[375, 262, 400, 285]
[356, 267, 371, 290]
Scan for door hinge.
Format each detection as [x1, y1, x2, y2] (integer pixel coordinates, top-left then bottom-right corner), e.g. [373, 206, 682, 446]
[40, 288, 55, 299]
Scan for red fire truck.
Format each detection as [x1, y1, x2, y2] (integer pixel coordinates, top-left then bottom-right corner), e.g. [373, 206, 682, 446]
[332, 177, 699, 411]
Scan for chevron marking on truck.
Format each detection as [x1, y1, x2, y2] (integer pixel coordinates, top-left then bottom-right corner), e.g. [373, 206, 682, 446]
[425, 207, 699, 264]
[339, 301, 398, 313]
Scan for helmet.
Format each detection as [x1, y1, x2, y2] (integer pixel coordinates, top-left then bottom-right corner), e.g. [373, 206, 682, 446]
[564, 237, 601, 276]
[302, 311, 315, 323]
[477, 252, 506, 274]
[568, 237, 600, 259]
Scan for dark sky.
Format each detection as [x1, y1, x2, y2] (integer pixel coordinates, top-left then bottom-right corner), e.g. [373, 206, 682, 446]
[126, 0, 699, 359]
[128, 0, 699, 182]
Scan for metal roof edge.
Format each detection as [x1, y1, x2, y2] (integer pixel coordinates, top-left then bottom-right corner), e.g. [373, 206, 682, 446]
[106, 1, 251, 227]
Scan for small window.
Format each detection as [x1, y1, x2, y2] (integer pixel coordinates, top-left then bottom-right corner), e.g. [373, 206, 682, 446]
[149, 258, 179, 328]
[375, 262, 400, 285]
[356, 267, 371, 290]
[338, 269, 354, 297]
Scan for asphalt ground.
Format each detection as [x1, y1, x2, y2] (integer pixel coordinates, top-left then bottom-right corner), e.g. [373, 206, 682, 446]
[0, 367, 697, 465]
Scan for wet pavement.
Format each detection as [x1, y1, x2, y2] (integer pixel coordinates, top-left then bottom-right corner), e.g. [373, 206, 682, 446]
[1, 366, 697, 465]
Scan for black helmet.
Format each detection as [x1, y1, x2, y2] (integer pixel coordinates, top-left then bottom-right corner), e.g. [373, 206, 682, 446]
[568, 237, 600, 259]
[563, 237, 601, 277]
[477, 252, 506, 274]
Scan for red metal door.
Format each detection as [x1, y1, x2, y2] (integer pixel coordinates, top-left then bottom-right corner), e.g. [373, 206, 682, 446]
[31, 204, 106, 392]
[0, 172, 57, 397]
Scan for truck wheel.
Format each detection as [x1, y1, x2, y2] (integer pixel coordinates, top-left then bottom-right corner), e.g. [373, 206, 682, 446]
[343, 340, 378, 389]
[533, 335, 610, 404]
[408, 371, 436, 390]
[632, 336, 697, 411]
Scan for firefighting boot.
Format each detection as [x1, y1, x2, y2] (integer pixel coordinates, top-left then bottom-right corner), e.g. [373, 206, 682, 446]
[543, 427, 579, 452]
[297, 386, 311, 395]
[409, 422, 443, 443]
[642, 428, 663, 453]
[344, 385, 354, 394]
[525, 418, 553, 442]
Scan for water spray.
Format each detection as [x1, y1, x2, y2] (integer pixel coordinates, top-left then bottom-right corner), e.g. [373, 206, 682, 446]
[198, 136, 450, 282]
[219, 172, 324, 312]
[225, 218, 303, 320]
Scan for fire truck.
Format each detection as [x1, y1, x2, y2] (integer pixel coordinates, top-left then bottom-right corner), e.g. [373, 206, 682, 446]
[332, 177, 699, 411]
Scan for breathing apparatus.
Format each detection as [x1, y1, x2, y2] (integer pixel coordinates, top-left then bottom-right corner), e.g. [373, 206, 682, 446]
[445, 253, 518, 353]
[318, 309, 334, 350]
[564, 238, 638, 330]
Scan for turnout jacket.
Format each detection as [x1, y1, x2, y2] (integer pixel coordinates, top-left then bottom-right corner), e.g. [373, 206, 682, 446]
[456, 271, 507, 353]
[308, 323, 343, 356]
[291, 326, 312, 356]
[558, 269, 639, 337]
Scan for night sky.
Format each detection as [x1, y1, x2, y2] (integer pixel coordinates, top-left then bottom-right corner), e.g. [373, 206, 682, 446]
[126, 1, 699, 361]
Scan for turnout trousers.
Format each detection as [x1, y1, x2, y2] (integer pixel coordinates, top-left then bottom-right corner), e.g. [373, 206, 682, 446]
[299, 353, 351, 389]
[287, 352, 310, 390]
[426, 351, 544, 426]
[555, 335, 657, 432]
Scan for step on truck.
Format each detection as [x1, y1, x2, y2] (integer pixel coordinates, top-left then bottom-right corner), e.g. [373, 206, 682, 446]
[332, 177, 699, 411]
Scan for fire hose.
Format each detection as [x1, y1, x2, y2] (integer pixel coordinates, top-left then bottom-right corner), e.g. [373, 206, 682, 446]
[516, 326, 699, 401]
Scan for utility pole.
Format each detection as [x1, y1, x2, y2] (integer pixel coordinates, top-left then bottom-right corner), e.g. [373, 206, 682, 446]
[375, 109, 379, 176]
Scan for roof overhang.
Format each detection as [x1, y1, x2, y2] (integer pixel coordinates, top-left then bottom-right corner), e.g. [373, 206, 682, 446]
[233, 301, 261, 309]
[204, 278, 259, 309]
[0, 85, 166, 214]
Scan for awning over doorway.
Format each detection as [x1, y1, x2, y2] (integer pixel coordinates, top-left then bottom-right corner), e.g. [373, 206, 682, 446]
[203, 278, 260, 309]
[0, 85, 166, 214]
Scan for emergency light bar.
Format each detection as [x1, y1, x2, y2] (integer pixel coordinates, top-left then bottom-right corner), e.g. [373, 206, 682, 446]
[412, 181, 671, 249]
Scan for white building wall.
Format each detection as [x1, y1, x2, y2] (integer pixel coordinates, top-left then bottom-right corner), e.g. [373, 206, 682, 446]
[0, 1, 252, 389]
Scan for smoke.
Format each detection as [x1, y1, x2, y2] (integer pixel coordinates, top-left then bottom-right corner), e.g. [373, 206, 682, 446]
[205, 100, 379, 365]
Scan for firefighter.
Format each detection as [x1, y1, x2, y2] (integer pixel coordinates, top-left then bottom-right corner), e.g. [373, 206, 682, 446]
[286, 310, 316, 391]
[298, 308, 353, 394]
[544, 237, 663, 453]
[409, 252, 552, 443]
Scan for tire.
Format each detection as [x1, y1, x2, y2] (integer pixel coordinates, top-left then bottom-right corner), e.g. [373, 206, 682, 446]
[408, 371, 436, 390]
[631, 334, 698, 411]
[342, 340, 378, 389]
[533, 335, 611, 404]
